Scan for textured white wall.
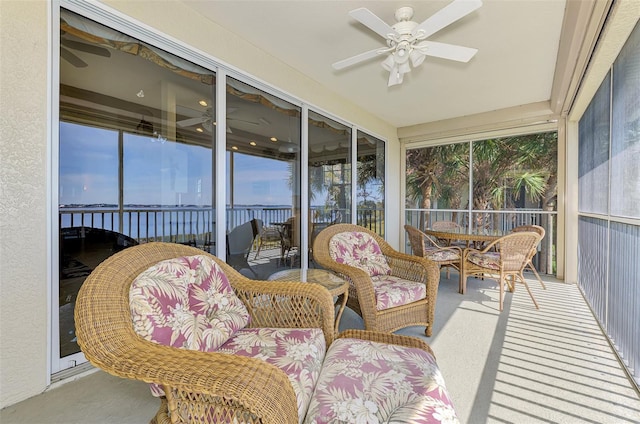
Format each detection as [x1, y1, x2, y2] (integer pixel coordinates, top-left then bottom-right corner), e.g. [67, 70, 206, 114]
[0, 0, 400, 408]
[0, 0, 50, 408]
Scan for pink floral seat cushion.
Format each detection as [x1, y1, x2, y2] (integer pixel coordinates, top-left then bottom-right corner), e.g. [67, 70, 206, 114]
[129, 254, 250, 396]
[371, 275, 427, 311]
[467, 251, 501, 270]
[218, 327, 326, 424]
[424, 247, 460, 262]
[329, 231, 391, 276]
[303, 337, 459, 424]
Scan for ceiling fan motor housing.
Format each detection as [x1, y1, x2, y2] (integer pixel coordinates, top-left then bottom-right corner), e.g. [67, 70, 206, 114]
[394, 6, 414, 22]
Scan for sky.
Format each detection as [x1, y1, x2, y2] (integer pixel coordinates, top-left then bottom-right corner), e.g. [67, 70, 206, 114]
[60, 121, 300, 207]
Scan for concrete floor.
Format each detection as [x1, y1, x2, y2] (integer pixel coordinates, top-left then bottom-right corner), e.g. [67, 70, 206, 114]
[2, 270, 639, 424]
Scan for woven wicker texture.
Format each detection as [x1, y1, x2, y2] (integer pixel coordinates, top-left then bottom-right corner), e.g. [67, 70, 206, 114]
[461, 231, 543, 311]
[511, 224, 547, 290]
[405, 224, 463, 292]
[312, 224, 440, 336]
[74, 242, 336, 424]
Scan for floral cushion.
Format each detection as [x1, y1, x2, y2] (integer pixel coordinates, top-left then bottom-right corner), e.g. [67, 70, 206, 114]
[371, 275, 426, 311]
[303, 337, 459, 424]
[129, 255, 250, 396]
[424, 247, 460, 262]
[329, 231, 391, 276]
[467, 251, 500, 270]
[218, 327, 326, 424]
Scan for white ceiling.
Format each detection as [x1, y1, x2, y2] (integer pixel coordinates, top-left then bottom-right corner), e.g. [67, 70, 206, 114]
[183, 0, 568, 129]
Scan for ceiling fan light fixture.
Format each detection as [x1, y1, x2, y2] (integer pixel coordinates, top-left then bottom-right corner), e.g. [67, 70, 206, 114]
[410, 50, 426, 67]
[381, 55, 395, 72]
[278, 142, 299, 153]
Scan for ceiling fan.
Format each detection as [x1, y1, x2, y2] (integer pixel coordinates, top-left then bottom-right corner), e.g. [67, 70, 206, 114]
[333, 0, 482, 86]
[176, 107, 261, 133]
[60, 31, 111, 68]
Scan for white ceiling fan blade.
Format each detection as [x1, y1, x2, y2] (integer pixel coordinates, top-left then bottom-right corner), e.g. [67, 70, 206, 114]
[412, 0, 482, 39]
[332, 47, 387, 70]
[417, 41, 478, 62]
[349, 8, 399, 39]
[176, 117, 203, 127]
[228, 118, 260, 126]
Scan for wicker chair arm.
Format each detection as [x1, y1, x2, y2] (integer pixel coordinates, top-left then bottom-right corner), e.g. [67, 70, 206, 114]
[81, 332, 298, 424]
[229, 278, 336, 345]
[338, 329, 435, 358]
[385, 252, 438, 283]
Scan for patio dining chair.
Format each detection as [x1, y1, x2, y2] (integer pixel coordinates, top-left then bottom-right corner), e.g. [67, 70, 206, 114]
[461, 231, 543, 311]
[313, 223, 440, 336]
[431, 220, 468, 247]
[404, 224, 463, 292]
[511, 224, 546, 290]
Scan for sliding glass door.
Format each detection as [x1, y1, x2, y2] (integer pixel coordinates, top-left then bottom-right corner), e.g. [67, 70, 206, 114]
[55, 5, 388, 374]
[57, 9, 216, 372]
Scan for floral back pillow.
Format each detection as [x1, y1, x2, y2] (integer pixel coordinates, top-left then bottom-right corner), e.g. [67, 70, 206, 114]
[129, 254, 250, 352]
[329, 231, 391, 276]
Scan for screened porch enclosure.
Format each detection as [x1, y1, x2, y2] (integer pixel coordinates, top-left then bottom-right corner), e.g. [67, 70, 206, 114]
[405, 132, 558, 275]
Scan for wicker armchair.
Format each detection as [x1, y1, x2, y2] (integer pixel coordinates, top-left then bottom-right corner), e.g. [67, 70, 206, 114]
[511, 224, 546, 290]
[313, 224, 440, 336]
[74, 242, 335, 424]
[461, 231, 543, 311]
[404, 224, 463, 292]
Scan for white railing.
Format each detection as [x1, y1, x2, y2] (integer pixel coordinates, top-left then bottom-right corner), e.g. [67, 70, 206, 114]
[59, 205, 385, 247]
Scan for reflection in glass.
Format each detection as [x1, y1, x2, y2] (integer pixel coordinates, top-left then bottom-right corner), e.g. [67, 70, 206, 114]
[357, 131, 385, 236]
[226, 77, 301, 275]
[58, 9, 216, 361]
[308, 111, 352, 265]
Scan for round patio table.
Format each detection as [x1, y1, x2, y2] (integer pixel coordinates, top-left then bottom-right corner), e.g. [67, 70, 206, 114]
[423, 228, 504, 249]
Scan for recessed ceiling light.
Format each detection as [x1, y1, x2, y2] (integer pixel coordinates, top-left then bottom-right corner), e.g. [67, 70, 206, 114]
[249, 141, 257, 146]
[196, 127, 204, 133]
[270, 137, 277, 142]
[198, 100, 208, 107]
[231, 146, 238, 150]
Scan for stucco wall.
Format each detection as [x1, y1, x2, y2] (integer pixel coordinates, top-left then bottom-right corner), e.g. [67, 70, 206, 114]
[0, 0, 399, 408]
[0, 0, 51, 407]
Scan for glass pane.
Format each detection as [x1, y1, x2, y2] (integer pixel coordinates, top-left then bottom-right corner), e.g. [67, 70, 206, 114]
[611, 22, 640, 219]
[226, 77, 301, 277]
[357, 131, 385, 236]
[308, 111, 351, 265]
[405, 143, 470, 229]
[58, 9, 216, 361]
[579, 72, 611, 215]
[472, 132, 558, 233]
[123, 132, 214, 245]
